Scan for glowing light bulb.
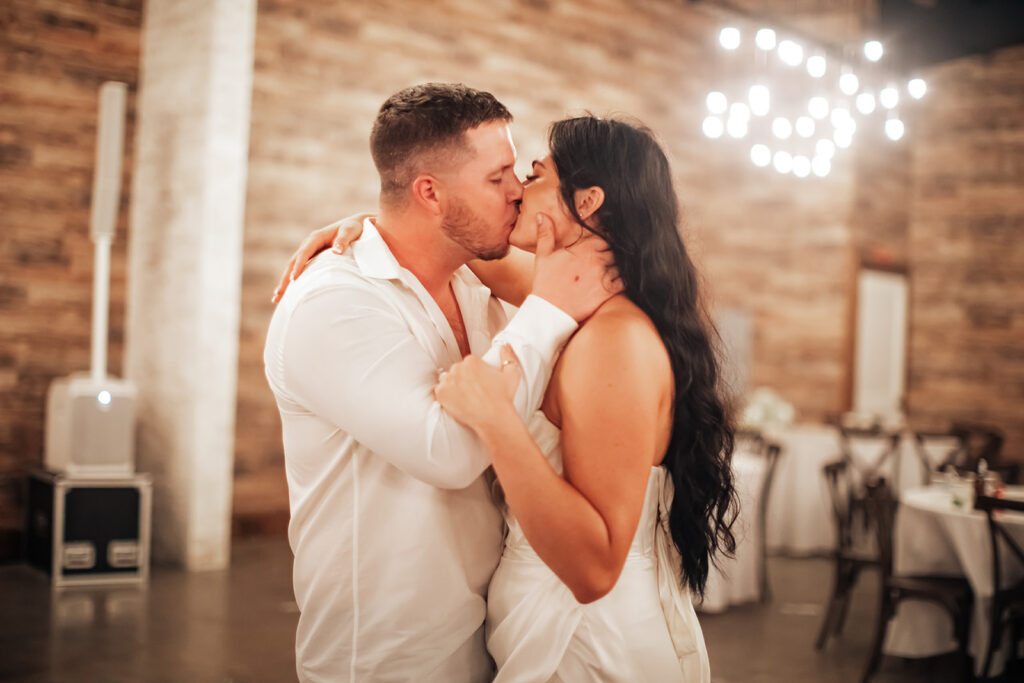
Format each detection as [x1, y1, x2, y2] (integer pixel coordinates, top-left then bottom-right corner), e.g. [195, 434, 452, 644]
[880, 86, 899, 109]
[830, 107, 851, 129]
[97, 390, 112, 406]
[729, 102, 751, 121]
[839, 73, 860, 96]
[908, 78, 927, 99]
[778, 40, 804, 66]
[750, 144, 771, 167]
[719, 27, 741, 50]
[727, 116, 748, 138]
[816, 138, 836, 159]
[706, 91, 728, 114]
[808, 96, 829, 120]
[796, 116, 815, 138]
[806, 55, 826, 78]
[772, 117, 793, 140]
[885, 118, 905, 141]
[703, 116, 724, 139]
[793, 155, 811, 178]
[864, 40, 883, 62]
[856, 92, 876, 115]
[773, 151, 793, 174]
[755, 28, 776, 51]
[812, 156, 832, 178]
[749, 85, 770, 116]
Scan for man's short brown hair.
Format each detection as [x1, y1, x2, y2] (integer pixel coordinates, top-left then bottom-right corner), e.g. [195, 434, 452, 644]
[370, 83, 512, 206]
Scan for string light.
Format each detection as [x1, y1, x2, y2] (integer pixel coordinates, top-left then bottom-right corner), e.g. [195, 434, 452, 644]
[885, 117, 905, 141]
[750, 144, 771, 167]
[703, 116, 724, 139]
[707, 22, 918, 178]
[778, 40, 804, 67]
[706, 91, 728, 114]
[749, 85, 771, 116]
[880, 85, 899, 109]
[730, 102, 751, 121]
[727, 116, 749, 138]
[856, 92, 876, 115]
[772, 117, 793, 139]
[839, 72, 860, 96]
[773, 150, 793, 174]
[806, 54, 826, 78]
[719, 27, 741, 50]
[864, 40, 884, 62]
[755, 28, 776, 51]
[795, 116, 815, 138]
[808, 96, 829, 120]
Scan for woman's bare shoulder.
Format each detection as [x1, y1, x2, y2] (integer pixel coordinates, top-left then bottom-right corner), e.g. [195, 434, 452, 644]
[555, 295, 671, 392]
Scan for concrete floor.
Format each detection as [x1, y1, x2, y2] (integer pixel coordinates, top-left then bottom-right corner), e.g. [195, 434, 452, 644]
[0, 540, 982, 682]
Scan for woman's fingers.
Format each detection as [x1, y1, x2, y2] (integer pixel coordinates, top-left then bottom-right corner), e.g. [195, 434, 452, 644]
[271, 254, 299, 303]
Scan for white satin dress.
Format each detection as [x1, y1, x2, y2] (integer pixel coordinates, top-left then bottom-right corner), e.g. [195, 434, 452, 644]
[486, 412, 711, 683]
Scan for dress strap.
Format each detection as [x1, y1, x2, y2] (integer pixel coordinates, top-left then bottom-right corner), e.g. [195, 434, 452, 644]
[655, 469, 712, 683]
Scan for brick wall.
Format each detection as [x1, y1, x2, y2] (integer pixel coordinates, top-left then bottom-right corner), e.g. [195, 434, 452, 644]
[904, 46, 1024, 460]
[0, 0, 142, 555]
[1, 0, 1021, 542]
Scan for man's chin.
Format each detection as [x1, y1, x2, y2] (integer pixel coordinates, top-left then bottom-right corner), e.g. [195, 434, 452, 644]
[475, 242, 512, 261]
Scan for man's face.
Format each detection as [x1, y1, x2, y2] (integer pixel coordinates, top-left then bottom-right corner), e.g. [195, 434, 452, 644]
[438, 121, 523, 261]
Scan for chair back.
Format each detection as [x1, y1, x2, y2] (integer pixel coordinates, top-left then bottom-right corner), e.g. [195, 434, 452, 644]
[839, 426, 901, 492]
[823, 460, 856, 552]
[950, 422, 1005, 471]
[912, 430, 965, 484]
[865, 478, 898, 577]
[974, 495, 1024, 594]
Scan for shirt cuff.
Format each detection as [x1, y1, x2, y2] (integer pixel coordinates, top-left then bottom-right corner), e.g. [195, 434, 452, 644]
[482, 295, 578, 417]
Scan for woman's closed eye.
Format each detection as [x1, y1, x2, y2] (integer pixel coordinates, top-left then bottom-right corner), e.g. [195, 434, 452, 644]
[523, 174, 538, 185]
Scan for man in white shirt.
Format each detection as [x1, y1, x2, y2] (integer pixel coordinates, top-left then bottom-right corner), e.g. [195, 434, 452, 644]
[264, 83, 616, 682]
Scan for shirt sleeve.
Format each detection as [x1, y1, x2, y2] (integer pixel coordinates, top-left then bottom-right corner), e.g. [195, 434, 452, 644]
[481, 294, 577, 416]
[277, 287, 576, 489]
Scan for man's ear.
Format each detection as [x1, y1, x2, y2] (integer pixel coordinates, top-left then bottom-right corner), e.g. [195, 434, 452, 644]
[575, 186, 605, 222]
[411, 174, 443, 216]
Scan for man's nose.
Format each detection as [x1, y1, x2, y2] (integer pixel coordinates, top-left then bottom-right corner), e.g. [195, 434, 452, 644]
[509, 175, 524, 201]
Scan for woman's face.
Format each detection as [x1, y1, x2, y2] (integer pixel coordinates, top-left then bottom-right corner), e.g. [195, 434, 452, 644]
[509, 155, 580, 252]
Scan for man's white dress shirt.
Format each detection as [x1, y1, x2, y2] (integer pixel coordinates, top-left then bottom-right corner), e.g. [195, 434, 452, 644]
[264, 219, 576, 682]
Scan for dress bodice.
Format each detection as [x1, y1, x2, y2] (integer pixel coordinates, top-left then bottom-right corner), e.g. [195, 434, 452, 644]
[487, 410, 710, 683]
[502, 411, 664, 560]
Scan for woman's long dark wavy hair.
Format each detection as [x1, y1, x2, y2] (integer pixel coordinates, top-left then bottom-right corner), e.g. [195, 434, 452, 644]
[549, 115, 737, 597]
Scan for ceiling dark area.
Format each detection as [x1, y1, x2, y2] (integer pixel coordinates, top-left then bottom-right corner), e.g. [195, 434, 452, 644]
[878, 0, 1024, 70]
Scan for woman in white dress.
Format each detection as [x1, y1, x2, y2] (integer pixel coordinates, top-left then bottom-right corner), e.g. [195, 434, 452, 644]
[432, 116, 737, 682]
[281, 115, 737, 682]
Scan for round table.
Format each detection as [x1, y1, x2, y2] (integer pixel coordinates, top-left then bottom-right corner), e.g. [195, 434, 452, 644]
[885, 485, 1024, 675]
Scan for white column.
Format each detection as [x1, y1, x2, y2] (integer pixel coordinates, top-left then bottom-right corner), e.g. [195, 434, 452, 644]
[125, 0, 256, 570]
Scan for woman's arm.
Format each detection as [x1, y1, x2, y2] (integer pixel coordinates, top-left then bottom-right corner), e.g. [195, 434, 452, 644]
[467, 247, 534, 307]
[435, 307, 673, 603]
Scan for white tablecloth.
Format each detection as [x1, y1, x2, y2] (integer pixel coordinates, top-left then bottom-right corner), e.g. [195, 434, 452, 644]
[885, 485, 1024, 675]
[697, 449, 768, 613]
[763, 425, 936, 555]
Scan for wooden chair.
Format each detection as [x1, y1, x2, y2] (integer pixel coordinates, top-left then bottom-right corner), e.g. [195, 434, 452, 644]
[839, 426, 902, 494]
[816, 459, 878, 650]
[974, 495, 1024, 679]
[757, 442, 781, 603]
[912, 430, 965, 485]
[860, 479, 973, 682]
[949, 422, 1005, 471]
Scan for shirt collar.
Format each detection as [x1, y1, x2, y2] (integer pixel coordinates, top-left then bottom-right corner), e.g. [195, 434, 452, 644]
[352, 217, 403, 281]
